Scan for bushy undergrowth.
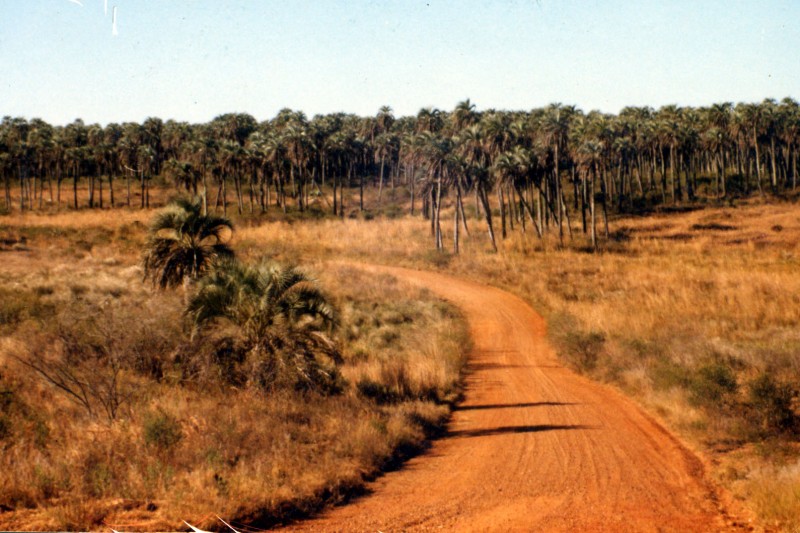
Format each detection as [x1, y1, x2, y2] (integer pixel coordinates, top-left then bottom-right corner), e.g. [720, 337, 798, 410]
[0, 222, 468, 530]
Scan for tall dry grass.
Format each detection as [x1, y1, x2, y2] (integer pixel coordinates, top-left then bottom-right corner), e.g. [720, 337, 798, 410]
[3, 193, 800, 530]
[238, 198, 800, 530]
[0, 215, 468, 531]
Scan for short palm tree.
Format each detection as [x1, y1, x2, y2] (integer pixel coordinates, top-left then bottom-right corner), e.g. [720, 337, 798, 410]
[142, 197, 234, 290]
[186, 259, 341, 392]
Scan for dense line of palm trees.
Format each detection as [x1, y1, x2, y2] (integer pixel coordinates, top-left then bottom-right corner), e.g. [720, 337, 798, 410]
[2, 97, 798, 250]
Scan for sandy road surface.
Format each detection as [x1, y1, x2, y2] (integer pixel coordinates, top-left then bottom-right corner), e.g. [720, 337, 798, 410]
[281, 264, 744, 532]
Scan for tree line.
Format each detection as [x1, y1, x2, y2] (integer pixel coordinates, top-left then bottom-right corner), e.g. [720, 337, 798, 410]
[1, 97, 798, 251]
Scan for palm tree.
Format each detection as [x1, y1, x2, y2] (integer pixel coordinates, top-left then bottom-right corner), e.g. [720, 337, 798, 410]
[577, 140, 603, 249]
[142, 198, 234, 291]
[540, 104, 574, 244]
[452, 99, 479, 131]
[186, 259, 341, 392]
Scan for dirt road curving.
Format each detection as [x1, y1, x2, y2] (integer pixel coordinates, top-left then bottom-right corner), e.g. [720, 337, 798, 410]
[282, 265, 743, 532]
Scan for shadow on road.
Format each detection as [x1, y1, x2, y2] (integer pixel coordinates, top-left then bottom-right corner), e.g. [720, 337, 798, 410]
[454, 401, 578, 411]
[447, 424, 595, 438]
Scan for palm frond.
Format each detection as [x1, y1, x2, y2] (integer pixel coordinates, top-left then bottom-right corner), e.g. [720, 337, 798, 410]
[142, 198, 234, 289]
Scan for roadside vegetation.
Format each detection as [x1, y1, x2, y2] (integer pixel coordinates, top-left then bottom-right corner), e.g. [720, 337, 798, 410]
[0, 201, 468, 531]
[233, 198, 800, 531]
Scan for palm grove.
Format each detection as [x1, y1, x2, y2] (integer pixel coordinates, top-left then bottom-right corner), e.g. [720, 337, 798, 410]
[2, 97, 799, 251]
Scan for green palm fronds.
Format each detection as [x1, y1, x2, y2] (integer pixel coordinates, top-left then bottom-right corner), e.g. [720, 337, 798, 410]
[186, 259, 341, 392]
[142, 197, 234, 289]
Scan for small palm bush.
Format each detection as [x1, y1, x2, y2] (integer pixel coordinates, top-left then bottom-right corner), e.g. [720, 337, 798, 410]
[186, 259, 342, 393]
[142, 197, 234, 289]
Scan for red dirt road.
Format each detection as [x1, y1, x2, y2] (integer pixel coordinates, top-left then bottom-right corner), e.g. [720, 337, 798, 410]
[282, 265, 743, 532]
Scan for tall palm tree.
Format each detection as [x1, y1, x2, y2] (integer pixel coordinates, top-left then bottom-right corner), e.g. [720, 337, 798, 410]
[142, 197, 234, 290]
[452, 99, 479, 131]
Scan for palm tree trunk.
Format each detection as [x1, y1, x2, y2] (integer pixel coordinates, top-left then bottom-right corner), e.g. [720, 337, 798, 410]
[457, 186, 469, 235]
[537, 188, 544, 236]
[507, 186, 515, 232]
[453, 185, 460, 254]
[358, 164, 364, 211]
[479, 186, 498, 252]
[410, 165, 415, 215]
[18, 165, 25, 211]
[515, 184, 542, 238]
[600, 170, 610, 238]
[590, 168, 597, 250]
[201, 166, 208, 215]
[222, 176, 228, 216]
[580, 174, 587, 232]
[434, 174, 443, 250]
[378, 155, 385, 203]
[670, 145, 677, 204]
[109, 169, 115, 208]
[73, 165, 79, 209]
[560, 188, 573, 240]
[753, 127, 763, 194]
[140, 170, 146, 208]
[88, 174, 95, 208]
[332, 171, 338, 215]
[497, 187, 507, 239]
[770, 137, 778, 189]
[339, 170, 345, 219]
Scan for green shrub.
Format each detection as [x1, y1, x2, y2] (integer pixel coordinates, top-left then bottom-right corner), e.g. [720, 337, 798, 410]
[748, 373, 796, 433]
[564, 330, 605, 371]
[651, 359, 692, 391]
[82, 452, 114, 498]
[0, 288, 54, 327]
[688, 361, 738, 409]
[420, 249, 452, 269]
[0, 415, 10, 441]
[143, 411, 183, 450]
[357, 377, 396, 404]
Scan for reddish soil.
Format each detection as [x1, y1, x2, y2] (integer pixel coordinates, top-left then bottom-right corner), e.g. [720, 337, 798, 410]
[281, 264, 746, 532]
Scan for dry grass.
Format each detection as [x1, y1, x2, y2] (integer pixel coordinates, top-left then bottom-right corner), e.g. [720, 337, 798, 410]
[0, 213, 468, 531]
[235, 197, 800, 531]
[3, 193, 800, 530]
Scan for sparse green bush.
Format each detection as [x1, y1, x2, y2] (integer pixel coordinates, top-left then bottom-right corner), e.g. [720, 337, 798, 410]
[143, 411, 183, 450]
[0, 288, 55, 327]
[420, 249, 452, 268]
[0, 415, 10, 441]
[688, 361, 738, 409]
[564, 330, 605, 371]
[357, 377, 396, 404]
[82, 453, 114, 498]
[651, 359, 692, 391]
[748, 373, 796, 434]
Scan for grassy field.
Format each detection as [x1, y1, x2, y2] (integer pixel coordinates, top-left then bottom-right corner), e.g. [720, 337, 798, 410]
[0, 208, 468, 531]
[233, 196, 800, 531]
[1, 192, 799, 531]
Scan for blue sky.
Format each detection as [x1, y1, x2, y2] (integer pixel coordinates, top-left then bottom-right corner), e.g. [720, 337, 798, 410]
[1, 0, 798, 125]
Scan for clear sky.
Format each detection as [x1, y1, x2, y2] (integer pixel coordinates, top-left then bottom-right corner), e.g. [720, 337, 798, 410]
[1, 0, 798, 125]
